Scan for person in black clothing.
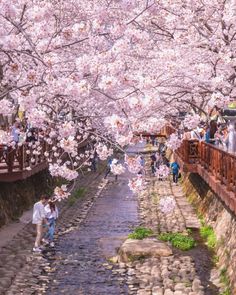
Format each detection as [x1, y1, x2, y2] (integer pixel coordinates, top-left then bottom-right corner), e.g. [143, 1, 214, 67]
[150, 153, 157, 174]
[26, 128, 37, 142]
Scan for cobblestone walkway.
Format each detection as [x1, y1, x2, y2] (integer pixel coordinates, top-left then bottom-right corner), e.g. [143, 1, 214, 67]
[119, 171, 221, 295]
[0, 171, 108, 295]
[46, 173, 138, 294]
[139, 177, 200, 233]
[0, 154, 222, 295]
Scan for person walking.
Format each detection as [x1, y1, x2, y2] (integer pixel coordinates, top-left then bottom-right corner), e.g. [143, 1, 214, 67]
[91, 151, 98, 172]
[104, 157, 113, 179]
[225, 123, 236, 154]
[138, 155, 145, 175]
[44, 201, 59, 247]
[32, 195, 50, 252]
[11, 120, 20, 143]
[150, 153, 157, 175]
[171, 161, 180, 184]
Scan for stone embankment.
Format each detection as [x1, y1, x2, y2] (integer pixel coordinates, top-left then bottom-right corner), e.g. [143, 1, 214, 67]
[0, 169, 52, 227]
[183, 172, 236, 293]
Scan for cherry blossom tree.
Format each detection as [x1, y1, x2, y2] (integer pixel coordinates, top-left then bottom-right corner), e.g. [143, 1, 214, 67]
[0, 0, 235, 198]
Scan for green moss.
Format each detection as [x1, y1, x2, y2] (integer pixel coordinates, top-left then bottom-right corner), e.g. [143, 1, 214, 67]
[68, 187, 87, 206]
[200, 225, 217, 249]
[73, 187, 87, 198]
[158, 232, 196, 251]
[128, 227, 153, 240]
[212, 255, 219, 266]
[219, 268, 231, 295]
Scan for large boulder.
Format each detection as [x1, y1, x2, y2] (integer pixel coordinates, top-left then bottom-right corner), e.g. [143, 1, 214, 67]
[118, 238, 172, 262]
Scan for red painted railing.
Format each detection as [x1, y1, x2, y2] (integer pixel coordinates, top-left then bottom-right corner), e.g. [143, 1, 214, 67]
[175, 140, 236, 214]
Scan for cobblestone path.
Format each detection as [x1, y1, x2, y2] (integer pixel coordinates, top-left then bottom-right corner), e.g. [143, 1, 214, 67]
[0, 153, 223, 295]
[47, 173, 138, 294]
[119, 173, 221, 295]
[1, 170, 110, 295]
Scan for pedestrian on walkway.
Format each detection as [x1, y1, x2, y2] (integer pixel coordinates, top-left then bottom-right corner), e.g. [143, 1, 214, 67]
[104, 157, 113, 179]
[171, 161, 180, 184]
[150, 153, 157, 175]
[92, 151, 98, 172]
[138, 155, 145, 175]
[11, 120, 20, 143]
[44, 201, 59, 247]
[32, 195, 50, 252]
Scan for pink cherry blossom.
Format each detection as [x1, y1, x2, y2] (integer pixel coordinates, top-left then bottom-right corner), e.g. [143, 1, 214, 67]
[110, 159, 125, 175]
[159, 196, 176, 214]
[155, 165, 170, 179]
[128, 176, 145, 194]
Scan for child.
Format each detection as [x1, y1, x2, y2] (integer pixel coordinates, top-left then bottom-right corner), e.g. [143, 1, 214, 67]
[44, 201, 59, 247]
[32, 195, 50, 252]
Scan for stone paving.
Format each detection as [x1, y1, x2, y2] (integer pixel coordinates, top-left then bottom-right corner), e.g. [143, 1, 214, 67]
[46, 173, 138, 294]
[119, 175, 206, 295]
[0, 170, 107, 295]
[139, 177, 200, 233]
[0, 152, 224, 295]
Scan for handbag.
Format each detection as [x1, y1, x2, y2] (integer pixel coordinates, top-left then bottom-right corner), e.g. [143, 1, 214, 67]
[178, 172, 182, 178]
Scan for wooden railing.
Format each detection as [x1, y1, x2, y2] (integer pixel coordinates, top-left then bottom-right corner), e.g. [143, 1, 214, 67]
[175, 140, 236, 214]
[176, 140, 199, 164]
[0, 138, 90, 182]
[0, 142, 52, 181]
[199, 142, 236, 193]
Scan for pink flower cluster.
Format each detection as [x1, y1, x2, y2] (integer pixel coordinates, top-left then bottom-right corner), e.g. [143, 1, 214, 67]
[155, 165, 170, 179]
[128, 176, 145, 194]
[49, 164, 78, 181]
[166, 134, 182, 151]
[125, 155, 142, 174]
[110, 159, 125, 175]
[159, 196, 176, 214]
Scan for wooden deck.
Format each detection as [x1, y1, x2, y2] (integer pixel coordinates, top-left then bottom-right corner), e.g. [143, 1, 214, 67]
[0, 142, 51, 182]
[174, 140, 236, 215]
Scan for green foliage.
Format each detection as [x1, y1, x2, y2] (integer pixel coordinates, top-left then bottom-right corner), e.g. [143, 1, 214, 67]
[73, 187, 87, 198]
[158, 232, 196, 251]
[200, 225, 217, 249]
[219, 268, 231, 295]
[128, 227, 153, 240]
[68, 187, 87, 206]
[212, 255, 219, 266]
[220, 268, 230, 285]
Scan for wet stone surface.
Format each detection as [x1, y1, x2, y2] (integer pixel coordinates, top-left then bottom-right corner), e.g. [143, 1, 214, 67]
[0, 154, 226, 295]
[47, 174, 139, 295]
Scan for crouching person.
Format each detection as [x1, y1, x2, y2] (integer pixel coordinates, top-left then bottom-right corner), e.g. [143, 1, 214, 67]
[32, 195, 50, 253]
[44, 200, 59, 247]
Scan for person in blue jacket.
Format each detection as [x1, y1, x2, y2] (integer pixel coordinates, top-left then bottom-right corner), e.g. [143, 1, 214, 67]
[171, 161, 180, 184]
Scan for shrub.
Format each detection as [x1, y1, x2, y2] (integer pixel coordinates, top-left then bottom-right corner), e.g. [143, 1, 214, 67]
[128, 227, 153, 240]
[159, 232, 196, 251]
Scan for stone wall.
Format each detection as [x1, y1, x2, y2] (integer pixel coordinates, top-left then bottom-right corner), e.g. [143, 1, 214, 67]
[0, 170, 52, 227]
[182, 173, 236, 293]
